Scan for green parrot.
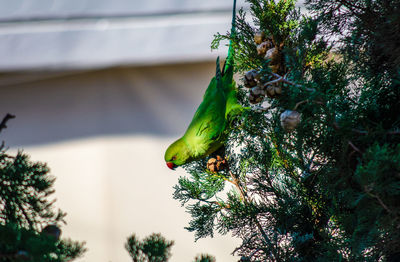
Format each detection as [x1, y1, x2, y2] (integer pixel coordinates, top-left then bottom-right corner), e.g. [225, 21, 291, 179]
[165, 0, 242, 170]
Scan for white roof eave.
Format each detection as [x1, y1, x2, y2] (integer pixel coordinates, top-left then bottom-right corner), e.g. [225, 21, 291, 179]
[0, 0, 251, 71]
[0, 0, 304, 71]
[0, 12, 235, 71]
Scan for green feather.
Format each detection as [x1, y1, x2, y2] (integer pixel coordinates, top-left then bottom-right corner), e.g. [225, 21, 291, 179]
[165, 0, 243, 167]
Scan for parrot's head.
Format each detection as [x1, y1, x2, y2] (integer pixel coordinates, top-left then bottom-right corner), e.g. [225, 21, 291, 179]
[164, 138, 192, 170]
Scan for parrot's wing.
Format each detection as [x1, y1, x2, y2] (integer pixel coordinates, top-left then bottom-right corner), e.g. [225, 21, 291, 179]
[183, 58, 227, 148]
[220, 0, 246, 119]
[222, 70, 243, 119]
[221, 52, 245, 119]
[164, 0, 239, 166]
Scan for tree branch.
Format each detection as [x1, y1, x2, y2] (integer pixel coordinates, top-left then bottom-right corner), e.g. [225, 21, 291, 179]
[269, 72, 316, 92]
[348, 141, 363, 154]
[387, 130, 400, 135]
[228, 170, 276, 258]
[0, 114, 15, 134]
[364, 186, 394, 217]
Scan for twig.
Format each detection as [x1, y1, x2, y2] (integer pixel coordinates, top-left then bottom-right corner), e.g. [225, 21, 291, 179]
[293, 100, 309, 111]
[348, 141, 363, 154]
[291, 99, 325, 111]
[364, 186, 393, 216]
[262, 75, 285, 87]
[210, 172, 234, 184]
[214, 201, 231, 209]
[271, 139, 301, 182]
[334, 121, 368, 134]
[269, 72, 316, 92]
[229, 171, 247, 200]
[270, 72, 300, 87]
[347, 150, 357, 163]
[253, 105, 271, 113]
[351, 128, 368, 135]
[228, 170, 273, 256]
[387, 130, 400, 135]
[0, 114, 15, 133]
[335, 121, 400, 136]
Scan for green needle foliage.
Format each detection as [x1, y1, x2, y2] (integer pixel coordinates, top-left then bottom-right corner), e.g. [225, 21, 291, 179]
[125, 233, 215, 262]
[193, 254, 216, 262]
[125, 233, 173, 262]
[174, 0, 400, 261]
[0, 114, 85, 262]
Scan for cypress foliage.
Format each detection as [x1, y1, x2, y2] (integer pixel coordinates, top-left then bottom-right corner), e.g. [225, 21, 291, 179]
[174, 0, 400, 261]
[125, 233, 174, 262]
[125, 233, 215, 262]
[0, 114, 85, 262]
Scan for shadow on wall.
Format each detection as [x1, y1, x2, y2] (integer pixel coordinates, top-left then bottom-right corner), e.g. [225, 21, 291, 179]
[0, 62, 214, 147]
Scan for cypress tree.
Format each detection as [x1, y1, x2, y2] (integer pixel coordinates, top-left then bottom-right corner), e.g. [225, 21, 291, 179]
[0, 114, 86, 262]
[174, 0, 400, 260]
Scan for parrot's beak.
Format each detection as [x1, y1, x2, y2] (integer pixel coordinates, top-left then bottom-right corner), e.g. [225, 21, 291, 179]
[166, 162, 177, 170]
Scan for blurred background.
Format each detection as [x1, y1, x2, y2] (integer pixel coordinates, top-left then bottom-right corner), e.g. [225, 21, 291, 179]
[0, 0, 245, 261]
[0, 0, 303, 261]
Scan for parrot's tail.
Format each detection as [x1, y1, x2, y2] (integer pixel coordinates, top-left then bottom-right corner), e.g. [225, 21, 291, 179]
[224, 0, 237, 74]
[231, 0, 237, 35]
[215, 56, 222, 82]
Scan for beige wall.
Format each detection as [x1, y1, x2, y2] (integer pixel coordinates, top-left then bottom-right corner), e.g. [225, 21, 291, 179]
[0, 62, 240, 261]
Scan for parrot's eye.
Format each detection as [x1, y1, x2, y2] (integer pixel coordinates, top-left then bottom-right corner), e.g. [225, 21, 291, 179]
[171, 156, 176, 161]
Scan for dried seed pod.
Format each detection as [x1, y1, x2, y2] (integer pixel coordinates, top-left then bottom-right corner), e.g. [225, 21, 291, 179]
[257, 41, 269, 56]
[265, 84, 282, 98]
[256, 82, 268, 96]
[264, 47, 277, 60]
[207, 158, 217, 173]
[243, 78, 257, 88]
[280, 110, 301, 131]
[42, 224, 62, 241]
[243, 69, 259, 88]
[207, 156, 227, 173]
[215, 155, 227, 170]
[251, 69, 261, 81]
[251, 86, 264, 96]
[254, 31, 265, 45]
[265, 39, 274, 49]
[248, 89, 264, 104]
